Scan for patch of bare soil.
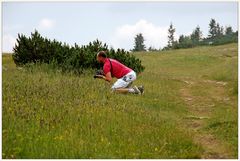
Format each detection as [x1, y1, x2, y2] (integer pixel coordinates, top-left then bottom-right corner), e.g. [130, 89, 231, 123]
[179, 79, 233, 158]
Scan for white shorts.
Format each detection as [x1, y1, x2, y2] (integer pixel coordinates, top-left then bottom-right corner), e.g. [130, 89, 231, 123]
[111, 71, 137, 90]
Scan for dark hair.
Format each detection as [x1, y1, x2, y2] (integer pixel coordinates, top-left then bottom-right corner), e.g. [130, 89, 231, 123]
[97, 51, 107, 58]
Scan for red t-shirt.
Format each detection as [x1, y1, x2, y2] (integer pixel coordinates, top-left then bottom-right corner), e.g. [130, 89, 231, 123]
[103, 58, 132, 79]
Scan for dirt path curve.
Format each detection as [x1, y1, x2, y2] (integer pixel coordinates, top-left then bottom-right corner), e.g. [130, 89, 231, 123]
[179, 79, 232, 158]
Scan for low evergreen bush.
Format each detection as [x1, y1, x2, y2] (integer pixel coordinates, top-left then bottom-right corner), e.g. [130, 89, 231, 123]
[13, 30, 145, 74]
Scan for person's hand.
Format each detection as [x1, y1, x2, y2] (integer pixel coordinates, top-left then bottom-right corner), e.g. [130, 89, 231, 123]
[96, 70, 104, 75]
[94, 69, 104, 79]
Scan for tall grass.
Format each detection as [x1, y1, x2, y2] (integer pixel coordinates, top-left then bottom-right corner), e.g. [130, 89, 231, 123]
[2, 43, 238, 158]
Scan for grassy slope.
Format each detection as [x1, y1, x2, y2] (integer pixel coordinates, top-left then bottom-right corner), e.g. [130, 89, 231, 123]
[2, 43, 238, 158]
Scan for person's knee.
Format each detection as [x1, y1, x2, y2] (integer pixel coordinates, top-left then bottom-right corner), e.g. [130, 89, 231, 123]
[111, 86, 126, 92]
[111, 86, 119, 91]
[111, 87, 116, 91]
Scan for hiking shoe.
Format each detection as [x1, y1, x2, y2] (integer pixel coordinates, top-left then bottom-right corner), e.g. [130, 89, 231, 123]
[138, 85, 144, 95]
[133, 86, 141, 94]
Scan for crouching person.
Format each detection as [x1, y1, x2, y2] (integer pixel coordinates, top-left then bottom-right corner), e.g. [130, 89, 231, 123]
[96, 51, 144, 94]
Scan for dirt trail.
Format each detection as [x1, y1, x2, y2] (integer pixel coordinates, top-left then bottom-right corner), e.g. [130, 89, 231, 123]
[179, 79, 232, 158]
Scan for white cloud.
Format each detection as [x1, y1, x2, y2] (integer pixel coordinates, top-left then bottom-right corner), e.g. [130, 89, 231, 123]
[2, 34, 16, 53]
[38, 18, 55, 30]
[111, 19, 175, 50]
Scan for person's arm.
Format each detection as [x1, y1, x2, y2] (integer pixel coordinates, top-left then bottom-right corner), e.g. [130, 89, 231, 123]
[97, 72, 112, 82]
[104, 72, 112, 82]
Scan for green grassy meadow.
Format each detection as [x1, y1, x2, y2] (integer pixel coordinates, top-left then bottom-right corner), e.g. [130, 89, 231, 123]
[2, 43, 238, 158]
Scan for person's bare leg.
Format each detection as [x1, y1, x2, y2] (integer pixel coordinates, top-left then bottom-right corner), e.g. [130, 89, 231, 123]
[114, 88, 130, 94]
[114, 86, 140, 94]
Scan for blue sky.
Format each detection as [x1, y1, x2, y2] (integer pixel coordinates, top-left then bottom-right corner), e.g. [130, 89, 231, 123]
[2, 2, 238, 52]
